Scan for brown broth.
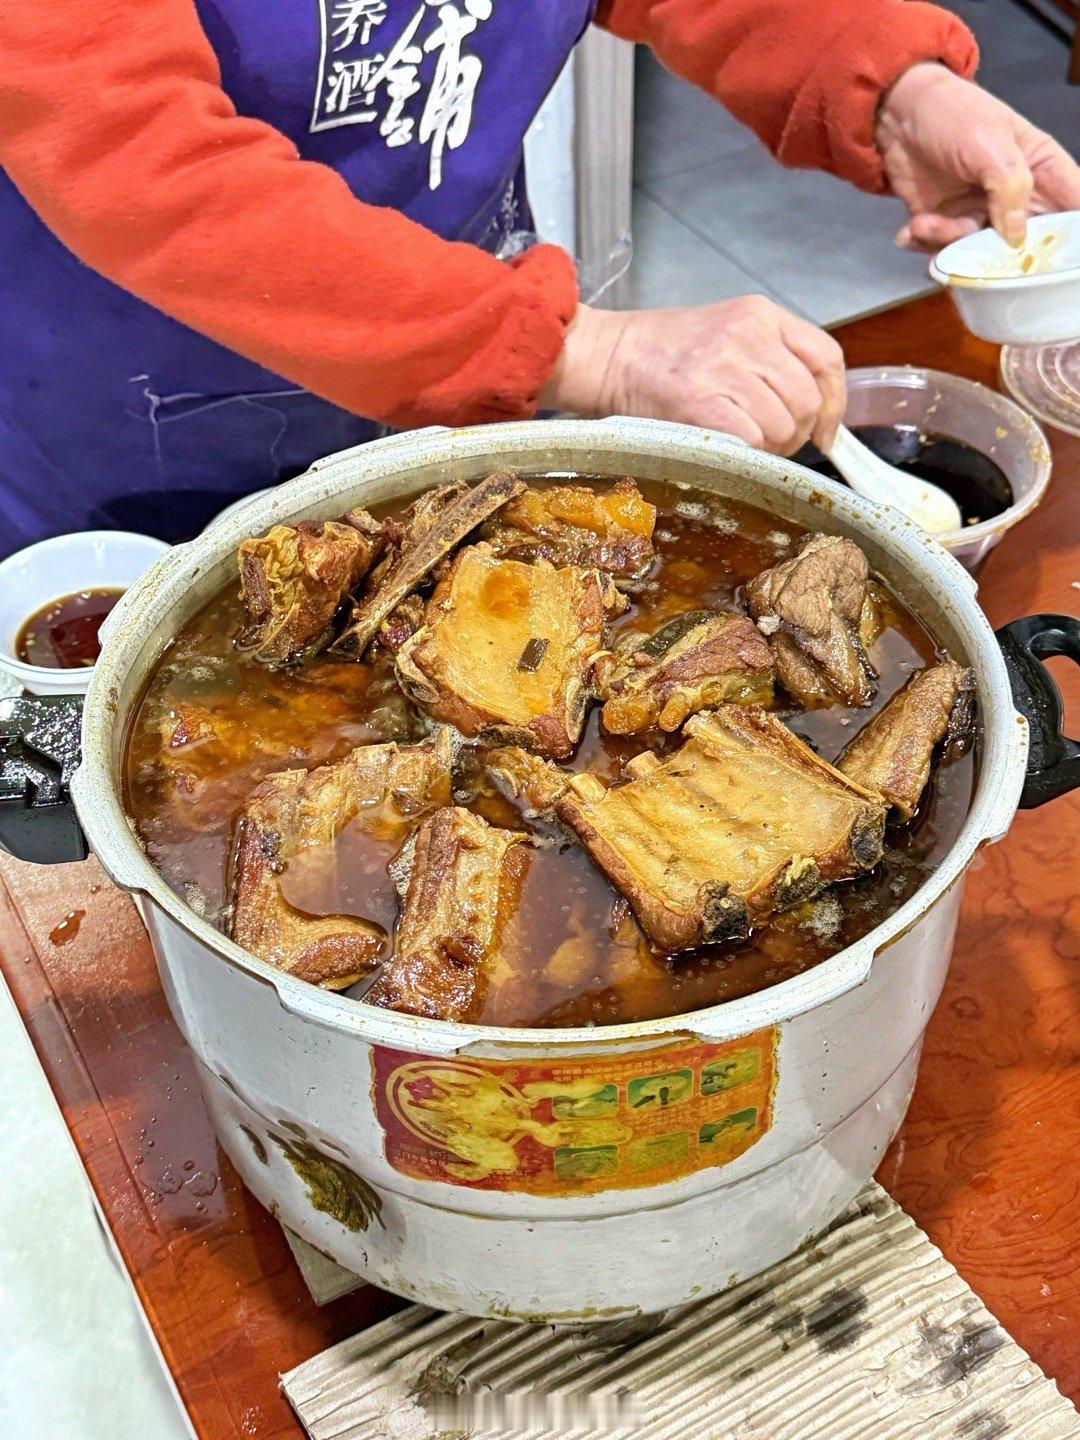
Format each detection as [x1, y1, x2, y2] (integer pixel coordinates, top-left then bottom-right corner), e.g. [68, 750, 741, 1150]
[17, 587, 125, 668]
[123, 476, 976, 1027]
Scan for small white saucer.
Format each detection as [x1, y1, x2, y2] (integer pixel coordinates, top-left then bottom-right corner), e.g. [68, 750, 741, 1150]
[0, 531, 169, 695]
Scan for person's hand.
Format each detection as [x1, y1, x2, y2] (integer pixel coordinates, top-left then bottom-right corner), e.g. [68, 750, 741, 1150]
[539, 296, 846, 455]
[876, 62, 1080, 250]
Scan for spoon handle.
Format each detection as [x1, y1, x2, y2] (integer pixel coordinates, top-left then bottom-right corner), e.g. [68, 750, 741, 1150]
[824, 425, 895, 505]
[825, 423, 962, 536]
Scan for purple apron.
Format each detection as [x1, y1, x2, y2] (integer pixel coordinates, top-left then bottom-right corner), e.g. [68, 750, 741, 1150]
[0, 0, 593, 556]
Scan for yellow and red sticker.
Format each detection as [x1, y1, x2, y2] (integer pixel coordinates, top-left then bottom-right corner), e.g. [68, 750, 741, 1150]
[372, 1029, 777, 1195]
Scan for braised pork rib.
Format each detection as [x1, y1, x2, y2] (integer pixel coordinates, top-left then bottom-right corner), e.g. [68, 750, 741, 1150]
[395, 543, 625, 758]
[838, 660, 974, 818]
[367, 806, 531, 1021]
[237, 513, 383, 666]
[190, 474, 978, 1026]
[230, 731, 453, 988]
[154, 653, 398, 837]
[745, 534, 879, 707]
[598, 610, 775, 734]
[485, 743, 574, 820]
[332, 471, 526, 658]
[554, 707, 886, 951]
[482, 479, 657, 584]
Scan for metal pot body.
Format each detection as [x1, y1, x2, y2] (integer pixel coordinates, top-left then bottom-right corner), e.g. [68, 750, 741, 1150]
[74, 419, 1029, 1321]
[142, 886, 959, 1319]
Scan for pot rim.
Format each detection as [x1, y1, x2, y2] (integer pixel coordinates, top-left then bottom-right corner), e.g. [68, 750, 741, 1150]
[73, 418, 1029, 1051]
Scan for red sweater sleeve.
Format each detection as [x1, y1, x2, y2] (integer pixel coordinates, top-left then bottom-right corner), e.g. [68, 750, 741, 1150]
[0, 0, 578, 428]
[597, 0, 979, 193]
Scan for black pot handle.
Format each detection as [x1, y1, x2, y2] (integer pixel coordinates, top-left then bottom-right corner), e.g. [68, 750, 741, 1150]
[995, 614, 1080, 809]
[0, 695, 87, 863]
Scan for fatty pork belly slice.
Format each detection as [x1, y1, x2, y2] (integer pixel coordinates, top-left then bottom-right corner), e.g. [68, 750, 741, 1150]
[838, 660, 975, 819]
[745, 534, 880, 708]
[599, 610, 775, 735]
[395, 543, 625, 758]
[482, 479, 657, 584]
[555, 706, 886, 952]
[332, 470, 526, 659]
[230, 731, 453, 989]
[237, 510, 383, 667]
[367, 807, 531, 1021]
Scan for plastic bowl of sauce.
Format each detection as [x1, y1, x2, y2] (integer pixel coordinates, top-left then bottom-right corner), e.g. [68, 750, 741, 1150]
[0, 531, 169, 695]
[797, 366, 1052, 571]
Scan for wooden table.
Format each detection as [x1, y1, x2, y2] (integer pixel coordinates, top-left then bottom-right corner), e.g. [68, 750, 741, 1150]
[1, 292, 1077, 1440]
[1036, 0, 1080, 82]
[842, 296, 1080, 1397]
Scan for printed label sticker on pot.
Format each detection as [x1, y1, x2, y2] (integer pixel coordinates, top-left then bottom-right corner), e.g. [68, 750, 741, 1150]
[371, 1030, 777, 1194]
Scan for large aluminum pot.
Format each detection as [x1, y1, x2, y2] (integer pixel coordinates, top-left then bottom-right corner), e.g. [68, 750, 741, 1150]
[69, 418, 1074, 1321]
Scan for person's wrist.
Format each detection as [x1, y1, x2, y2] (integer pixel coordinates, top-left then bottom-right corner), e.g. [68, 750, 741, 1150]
[876, 60, 958, 149]
[538, 304, 630, 417]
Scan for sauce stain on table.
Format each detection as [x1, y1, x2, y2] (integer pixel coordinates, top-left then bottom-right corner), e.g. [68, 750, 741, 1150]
[48, 907, 85, 946]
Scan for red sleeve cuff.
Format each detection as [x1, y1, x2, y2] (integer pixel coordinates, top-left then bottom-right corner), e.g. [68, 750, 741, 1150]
[388, 243, 580, 429]
[779, 4, 979, 193]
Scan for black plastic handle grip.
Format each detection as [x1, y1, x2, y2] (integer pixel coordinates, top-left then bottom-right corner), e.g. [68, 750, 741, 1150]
[995, 613, 1080, 809]
[0, 695, 87, 864]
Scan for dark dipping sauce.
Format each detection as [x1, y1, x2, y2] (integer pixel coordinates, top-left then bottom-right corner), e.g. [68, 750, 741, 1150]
[17, 587, 125, 669]
[123, 477, 975, 1029]
[799, 425, 1014, 527]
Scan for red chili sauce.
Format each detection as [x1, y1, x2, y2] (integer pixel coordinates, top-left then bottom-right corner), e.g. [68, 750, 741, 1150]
[16, 588, 125, 669]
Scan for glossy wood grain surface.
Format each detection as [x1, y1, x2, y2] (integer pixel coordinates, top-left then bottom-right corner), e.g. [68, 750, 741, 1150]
[0, 293, 1076, 1438]
[841, 296, 1080, 1399]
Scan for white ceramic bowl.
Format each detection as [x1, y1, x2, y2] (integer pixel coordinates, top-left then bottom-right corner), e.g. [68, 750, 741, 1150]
[929, 212, 1080, 345]
[842, 366, 1052, 571]
[0, 531, 169, 695]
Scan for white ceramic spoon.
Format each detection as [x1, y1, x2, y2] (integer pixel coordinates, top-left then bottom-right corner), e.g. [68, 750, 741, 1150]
[825, 424, 962, 537]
